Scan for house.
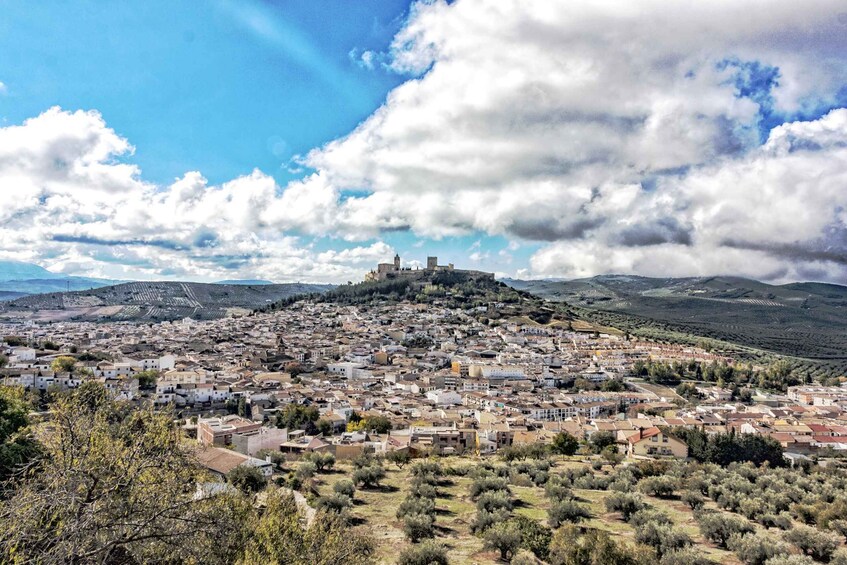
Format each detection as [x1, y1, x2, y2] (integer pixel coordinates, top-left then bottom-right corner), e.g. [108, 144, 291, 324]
[194, 446, 274, 478]
[626, 427, 688, 459]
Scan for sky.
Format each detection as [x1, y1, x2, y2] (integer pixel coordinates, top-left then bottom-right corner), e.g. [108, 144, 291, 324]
[1, 0, 846, 284]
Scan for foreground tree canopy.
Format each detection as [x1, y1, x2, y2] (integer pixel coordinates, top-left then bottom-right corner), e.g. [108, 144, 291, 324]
[0, 383, 374, 564]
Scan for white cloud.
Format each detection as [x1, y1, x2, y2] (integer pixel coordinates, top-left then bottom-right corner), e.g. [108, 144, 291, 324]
[297, 0, 847, 282]
[0, 81, 7, 94]
[3, 1, 847, 284]
[0, 108, 393, 283]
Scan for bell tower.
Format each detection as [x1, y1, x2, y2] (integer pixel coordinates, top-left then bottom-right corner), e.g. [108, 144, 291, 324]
[394, 253, 401, 270]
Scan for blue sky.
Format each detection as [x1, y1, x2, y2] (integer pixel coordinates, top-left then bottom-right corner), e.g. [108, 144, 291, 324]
[0, 1, 846, 284]
[0, 0, 408, 186]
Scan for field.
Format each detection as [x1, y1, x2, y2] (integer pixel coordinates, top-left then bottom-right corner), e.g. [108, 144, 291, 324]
[507, 276, 847, 379]
[307, 456, 751, 564]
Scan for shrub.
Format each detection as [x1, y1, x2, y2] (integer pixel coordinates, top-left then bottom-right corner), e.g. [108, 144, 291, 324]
[295, 461, 317, 481]
[470, 508, 512, 534]
[352, 464, 386, 488]
[476, 490, 513, 513]
[397, 496, 436, 519]
[333, 479, 355, 498]
[727, 532, 791, 565]
[763, 556, 815, 565]
[660, 548, 716, 565]
[634, 522, 692, 558]
[547, 499, 590, 528]
[510, 550, 538, 565]
[783, 524, 840, 562]
[639, 476, 678, 498]
[403, 513, 435, 543]
[604, 492, 646, 522]
[697, 512, 754, 547]
[396, 540, 449, 565]
[316, 493, 352, 515]
[545, 482, 572, 502]
[470, 476, 510, 500]
[509, 515, 552, 561]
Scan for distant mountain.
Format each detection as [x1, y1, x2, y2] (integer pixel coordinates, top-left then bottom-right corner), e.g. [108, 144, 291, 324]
[215, 279, 274, 285]
[506, 275, 847, 367]
[0, 260, 125, 299]
[0, 281, 334, 322]
[0, 260, 64, 281]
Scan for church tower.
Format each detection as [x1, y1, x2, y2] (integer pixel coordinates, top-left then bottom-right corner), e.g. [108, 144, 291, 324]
[394, 253, 401, 270]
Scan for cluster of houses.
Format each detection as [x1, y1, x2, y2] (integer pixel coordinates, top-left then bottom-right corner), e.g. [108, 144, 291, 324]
[2, 299, 846, 476]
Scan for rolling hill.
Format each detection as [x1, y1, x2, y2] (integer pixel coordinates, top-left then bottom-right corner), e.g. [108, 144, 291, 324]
[0, 281, 333, 322]
[505, 275, 847, 364]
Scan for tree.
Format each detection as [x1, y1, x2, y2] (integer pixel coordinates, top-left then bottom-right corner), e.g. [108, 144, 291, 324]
[0, 354, 8, 369]
[135, 369, 159, 389]
[727, 532, 790, 565]
[551, 431, 580, 458]
[0, 383, 250, 564]
[352, 464, 386, 488]
[604, 492, 646, 522]
[403, 513, 435, 542]
[0, 385, 42, 483]
[306, 451, 336, 472]
[386, 449, 412, 469]
[783, 525, 840, 562]
[50, 355, 77, 374]
[549, 525, 640, 565]
[634, 522, 692, 558]
[333, 480, 356, 498]
[639, 476, 678, 498]
[548, 499, 590, 528]
[227, 465, 267, 494]
[276, 403, 320, 431]
[316, 493, 353, 515]
[238, 488, 375, 564]
[316, 419, 333, 436]
[509, 515, 552, 561]
[588, 431, 616, 454]
[601, 445, 623, 468]
[697, 512, 754, 547]
[397, 540, 449, 565]
[484, 521, 522, 561]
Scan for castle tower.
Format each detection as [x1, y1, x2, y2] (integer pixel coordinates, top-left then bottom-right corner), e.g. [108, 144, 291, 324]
[394, 253, 401, 270]
[427, 256, 438, 271]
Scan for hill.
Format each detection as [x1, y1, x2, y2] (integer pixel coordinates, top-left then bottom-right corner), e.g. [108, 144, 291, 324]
[506, 275, 847, 375]
[0, 281, 333, 322]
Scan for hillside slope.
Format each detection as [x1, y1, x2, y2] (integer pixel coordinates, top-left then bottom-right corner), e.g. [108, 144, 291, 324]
[506, 275, 847, 362]
[0, 281, 333, 322]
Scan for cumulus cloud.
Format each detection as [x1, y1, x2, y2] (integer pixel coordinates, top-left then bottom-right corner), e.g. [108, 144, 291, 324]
[297, 0, 847, 282]
[3, 0, 847, 284]
[0, 108, 393, 282]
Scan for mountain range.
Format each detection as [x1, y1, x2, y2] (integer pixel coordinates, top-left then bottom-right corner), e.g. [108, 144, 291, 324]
[504, 275, 847, 368]
[0, 260, 124, 300]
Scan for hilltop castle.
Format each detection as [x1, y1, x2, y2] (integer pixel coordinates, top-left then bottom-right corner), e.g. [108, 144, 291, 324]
[365, 254, 494, 282]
